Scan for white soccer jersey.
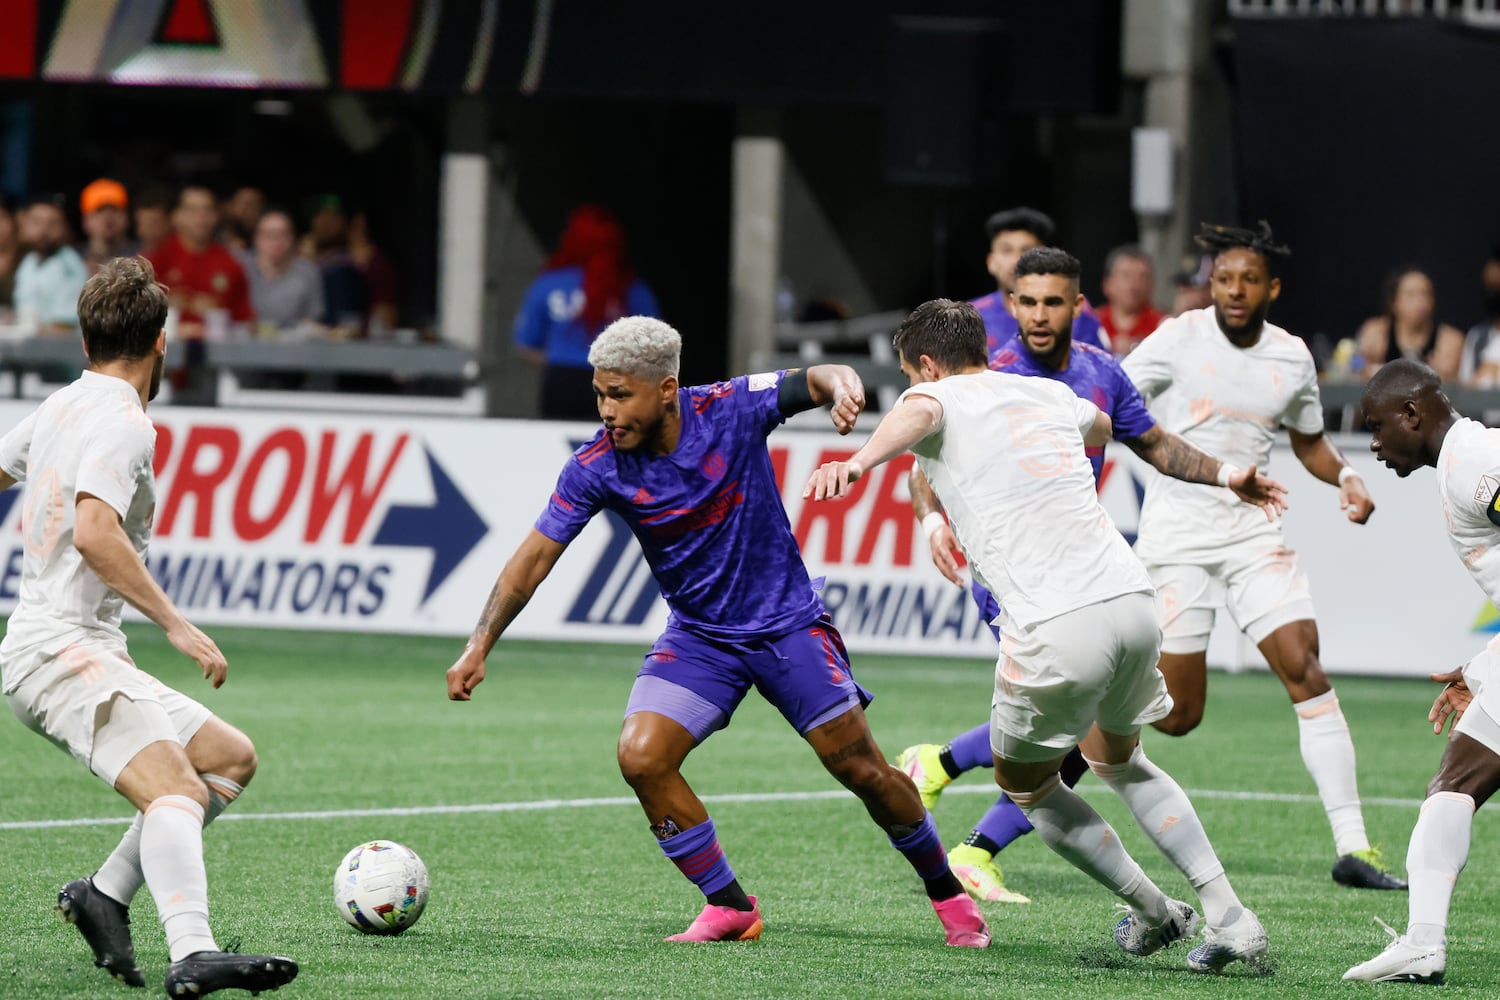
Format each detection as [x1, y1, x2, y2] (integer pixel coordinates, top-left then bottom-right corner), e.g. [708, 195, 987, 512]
[1123, 307, 1324, 563]
[1436, 418, 1500, 604]
[0, 371, 157, 691]
[1434, 418, 1500, 709]
[901, 371, 1152, 631]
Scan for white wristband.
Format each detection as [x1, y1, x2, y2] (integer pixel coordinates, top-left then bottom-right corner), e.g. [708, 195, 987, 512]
[1338, 465, 1362, 486]
[1216, 464, 1240, 488]
[920, 511, 947, 540]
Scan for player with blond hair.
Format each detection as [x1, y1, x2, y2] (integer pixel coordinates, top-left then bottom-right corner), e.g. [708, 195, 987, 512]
[445, 315, 990, 948]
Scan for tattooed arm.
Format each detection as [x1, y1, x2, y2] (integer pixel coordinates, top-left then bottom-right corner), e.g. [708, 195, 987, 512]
[1121, 425, 1289, 520]
[1120, 424, 1223, 484]
[446, 529, 568, 701]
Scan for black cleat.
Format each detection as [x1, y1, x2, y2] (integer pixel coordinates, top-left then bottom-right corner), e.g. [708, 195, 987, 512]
[164, 951, 298, 997]
[1332, 849, 1409, 891]
[57, 877, 146, 988]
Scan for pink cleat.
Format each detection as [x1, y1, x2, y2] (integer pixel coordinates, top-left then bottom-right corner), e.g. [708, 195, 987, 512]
[665, 895, 764, 942]
[933, 893, 991, 947]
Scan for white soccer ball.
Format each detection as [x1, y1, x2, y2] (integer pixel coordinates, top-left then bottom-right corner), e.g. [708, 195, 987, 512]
[334, 840, 430, 935]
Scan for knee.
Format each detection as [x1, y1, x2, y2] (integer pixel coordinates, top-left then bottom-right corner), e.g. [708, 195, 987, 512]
[163, 776, 211, 813]
[616, 733, 674, 790]
[1284, 655, 1328, 694]
[831, 756, 898, 797]
[219, 732, 258, 787]
[1153, 706, 1202, 738]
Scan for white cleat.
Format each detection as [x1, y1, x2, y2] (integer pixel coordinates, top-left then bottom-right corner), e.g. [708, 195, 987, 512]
[1113, 898, 1200, 957]
[1343, 918, 1446, 984]
[1187, 907, 1269, 973]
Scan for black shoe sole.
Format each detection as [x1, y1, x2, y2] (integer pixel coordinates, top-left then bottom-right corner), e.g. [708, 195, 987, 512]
[1331, 858, 1409, 891]
[165, 955, 298, 997]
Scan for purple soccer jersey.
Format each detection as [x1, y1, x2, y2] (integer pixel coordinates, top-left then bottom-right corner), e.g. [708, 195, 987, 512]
[534, 371, 823, 641]
[989, 337, 1156, 479]
[971, 291, 1108, 358]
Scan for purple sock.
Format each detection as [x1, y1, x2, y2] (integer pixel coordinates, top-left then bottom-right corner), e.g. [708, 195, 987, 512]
[969, 748, 1089, 854]
[948, 724, 994, 772]
[971, 797, 1035, 853]
[659, 818, 737, 897]
[888, 811, 950, 881]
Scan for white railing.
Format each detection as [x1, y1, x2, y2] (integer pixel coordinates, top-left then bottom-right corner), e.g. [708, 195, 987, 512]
[1228, 0, 1500, 25]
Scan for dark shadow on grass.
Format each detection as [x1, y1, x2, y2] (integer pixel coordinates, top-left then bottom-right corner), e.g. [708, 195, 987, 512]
[1076, 945, 1276, 979]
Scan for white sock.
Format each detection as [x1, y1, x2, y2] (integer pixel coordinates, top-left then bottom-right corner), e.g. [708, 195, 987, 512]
[1087, 746, 1242, 926]
[1294, 690, 1370, 856]
[1010, 774, 1168, 918]
[140, 795, 217, 962]
[93, 812, 144, 906]
[201, 773, 244, 825]
[1406, 792, 1474, 946]
[93, 774, 244, 908]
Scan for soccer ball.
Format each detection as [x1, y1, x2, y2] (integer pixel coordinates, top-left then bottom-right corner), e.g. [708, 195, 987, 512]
[334, 840, 430, 935]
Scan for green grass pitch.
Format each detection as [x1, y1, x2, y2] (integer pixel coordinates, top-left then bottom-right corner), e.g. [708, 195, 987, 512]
[0, 626, 1495, 998]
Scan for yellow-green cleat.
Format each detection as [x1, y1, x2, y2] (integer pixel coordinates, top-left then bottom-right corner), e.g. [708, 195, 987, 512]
[949, 844, 1032, 904]
[895, 744, 952, 810]
[1332, 846, 1408, 891]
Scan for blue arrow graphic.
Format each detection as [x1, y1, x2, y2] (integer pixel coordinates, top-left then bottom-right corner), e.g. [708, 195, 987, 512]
[372, 447, 488, 603]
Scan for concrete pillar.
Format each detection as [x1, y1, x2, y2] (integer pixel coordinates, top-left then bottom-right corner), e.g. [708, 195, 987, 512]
[440, 98, 488, 352]
[728, 109, 784, 376]
[483, 138, 547, 418]
[1123, 0, 1220, 306]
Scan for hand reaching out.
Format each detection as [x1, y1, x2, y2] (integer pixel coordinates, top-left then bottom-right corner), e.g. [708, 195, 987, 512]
[1428, 668, 1472, 736]
[1227, 464, 1290, 522]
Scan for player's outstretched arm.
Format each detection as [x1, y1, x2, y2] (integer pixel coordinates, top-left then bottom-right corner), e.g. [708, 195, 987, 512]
[802, 364, 866, 434]
[908, 465, 963, 587]
[1121, 426, 1289, 520]
[74, 495, 228, 688]
[447, 528, 568, 701]
[1289, 428, 1373, 524]
[803, 394, 943, 501]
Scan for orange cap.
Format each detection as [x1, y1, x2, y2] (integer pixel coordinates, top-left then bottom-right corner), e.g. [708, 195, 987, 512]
[80, 178, 128, 215]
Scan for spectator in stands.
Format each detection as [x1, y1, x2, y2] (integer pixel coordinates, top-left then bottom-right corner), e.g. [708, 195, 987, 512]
[304, 194, 366, 337]
[147, 185, 254, 338]
[1356, 266, 1465, 383]
[1461, 246, 1500, 388]
[133, 185, 173, 255]
[514, 203, 660, 420]
[0, 198, 18, 316]
[968, 206, 1108, 356]
[79, 178, 138, 275]
[14, 193, 88, 332]
[239, 207, 323, 332]
[1099, 244, 1166, 356]
[147, 185, 254, 396]
[349, 210, 399, 335]
[1170, 253, 1214, 316]
[221, 185, 265, 251]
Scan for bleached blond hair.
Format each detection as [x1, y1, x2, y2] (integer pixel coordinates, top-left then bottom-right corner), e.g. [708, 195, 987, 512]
[587, 316, 681, 380]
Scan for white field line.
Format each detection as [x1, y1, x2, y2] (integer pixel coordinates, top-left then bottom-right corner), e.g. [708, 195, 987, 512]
[0, 781, 1457, 832]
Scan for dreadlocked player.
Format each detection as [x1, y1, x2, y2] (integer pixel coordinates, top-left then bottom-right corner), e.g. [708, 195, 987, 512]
[1119, 221, 1407, 892]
